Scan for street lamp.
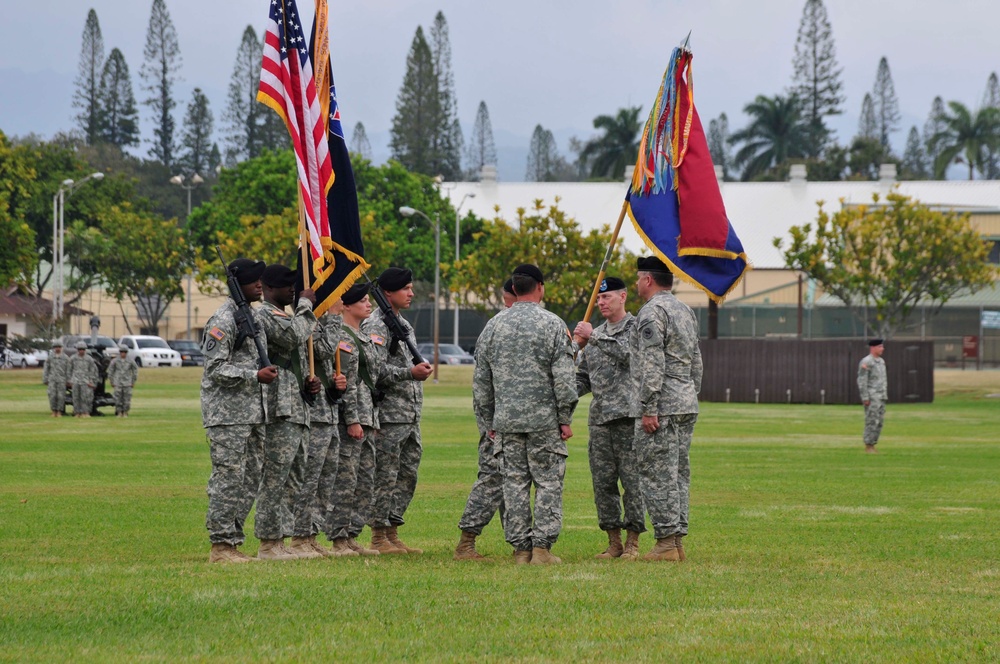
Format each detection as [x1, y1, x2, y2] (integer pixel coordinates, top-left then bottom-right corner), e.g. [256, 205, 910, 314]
[398, 205, 441, 382]
[52, 172, 103, 325]
[171, 173, 204, 340]
[452, 192, 475, 346]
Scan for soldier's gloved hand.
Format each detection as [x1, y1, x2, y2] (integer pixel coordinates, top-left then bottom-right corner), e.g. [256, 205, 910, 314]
[333, 373, 347, 390]
[305, 376, 322, 395]
[256, 366, 279, 384]
[347, 423, 364, 440]
[559, 424, 573, 440]
[411, 362, 433, 381]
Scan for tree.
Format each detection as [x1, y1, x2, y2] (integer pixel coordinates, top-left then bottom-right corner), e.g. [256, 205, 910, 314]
[350, 122, 373, 160]
[390, 27, 440, 176]
[981, 73, 1000, 179]
[578, 106, 642, 180]
[208, 142, 222, 176]
[97, 48, 140, 148]
[708, 113, 732, 180]
[0, 133, 38, 287]
[223, 26, 265, 165]
[789, 0, 844, 156]
[774, 191, 995, 337]
[870, 57, 901, 149]
[525, 125, 559, 181]
[178, 88, 213, 177]
[466, 101, 498, 179]
[428, 11, 461, 179]
[857, 93, 878, 141]
[928, 101, 1000, 180]
[923, 96, 947, 180]
[140, 0, 182, 168]
[73, 9, 105, 145]
[729, 95, 809, 181]
[900, 126, 928, 179]
[847, 136, 894, 180]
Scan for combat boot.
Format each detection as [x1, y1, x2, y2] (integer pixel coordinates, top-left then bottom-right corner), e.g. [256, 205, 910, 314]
[529, 547, 561, 565]
[865, 444, 877, 454]
[329, 538, 360, 557]
[674, 534, 686, 562]
[643, 537, 681, 562]
[387, 526, 423, 554]
[622, 530, 641, 560]
[370, 527, 406, 554]
[454, 531, 487, 561]
[346, 537, 380, 556]
[257, 538, 298, 560]
[208, 543, 252, 564]
[595, 529, 624, 559]
[309, 539, 335, 558]
[512, 549, 532, 565]
[287, 536, 323, 559]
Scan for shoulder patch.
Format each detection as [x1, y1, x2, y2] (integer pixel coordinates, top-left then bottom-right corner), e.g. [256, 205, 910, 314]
[205, 339, 217, 352]
[370, 334, 385, 346]
[269, 308, 289, 318]
[208, 327, 225, 341]
[338, 340, 355, 354]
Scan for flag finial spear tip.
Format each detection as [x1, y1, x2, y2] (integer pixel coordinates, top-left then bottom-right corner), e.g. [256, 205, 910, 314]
[681, 31, 692, 52]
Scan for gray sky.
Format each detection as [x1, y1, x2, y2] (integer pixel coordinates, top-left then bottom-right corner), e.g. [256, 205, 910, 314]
[2, 0, 998, 180]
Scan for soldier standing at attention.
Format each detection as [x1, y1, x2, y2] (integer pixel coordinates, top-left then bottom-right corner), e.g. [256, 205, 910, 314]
[473, 264, 578, 565]
[107, 344, 139, 417]
[201, 257, 273, 564]
[363, 267, 433, 554]
[42, 340, 70, 417]
[630, 256, 702, 562]
[454, 277, 516, 561]
[573, 277, 645, 560]
[254, 264, 319, 560]
[857, 339, 888, 454]
[68, 341, 99, 417]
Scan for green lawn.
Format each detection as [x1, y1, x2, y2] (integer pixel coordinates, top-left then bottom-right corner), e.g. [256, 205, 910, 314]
[1, 367, 998, 662]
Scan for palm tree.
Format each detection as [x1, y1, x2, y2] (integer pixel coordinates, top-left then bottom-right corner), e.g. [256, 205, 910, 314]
[729, 95, 810, 180]
[928, 101, 1000, 179]
[579, 106, 642, 180]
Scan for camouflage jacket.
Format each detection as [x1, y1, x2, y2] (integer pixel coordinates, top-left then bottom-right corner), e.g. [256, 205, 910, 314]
[340, 324, 380, 428]
[857, 354, 888, 402]
[473, 301, 578, 433]
[259, 298, 318, 425]
[42, 353, 70, 385]
[68, 354, 99, 385]
[107, 356, 138, 388]
[629, 290, 702, 417]
[363, 311, 422, 424]
[577, 312, 636, 425]
[308, 313, 344, 425]
[200, 299, 267, 428]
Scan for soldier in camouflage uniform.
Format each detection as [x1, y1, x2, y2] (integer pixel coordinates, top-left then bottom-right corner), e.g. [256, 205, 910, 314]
[42, 340, 70, 417]
[454, 278, 516, 561]
[107, 344, 139, 417]
[363, 267, 433, 554]
[573, 276, 645, 560]
[473, 264, 578, 565]
[630, 256, 702, 562]
[201, 257, 273, 564]
[254, 264, 319, 560]
[857, 339, 888, 454]
[68, 341, 99, 417]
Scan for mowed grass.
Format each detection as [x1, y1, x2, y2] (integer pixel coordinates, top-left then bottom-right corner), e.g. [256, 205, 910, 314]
[0, 366, 998, 662]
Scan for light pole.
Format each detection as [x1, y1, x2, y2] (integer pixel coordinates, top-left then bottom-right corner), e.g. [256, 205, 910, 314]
[452, 193, 475, 346]
[398, 205, 440, 382]
[170, 173, 204, 340]
[52, 172, 104, 326]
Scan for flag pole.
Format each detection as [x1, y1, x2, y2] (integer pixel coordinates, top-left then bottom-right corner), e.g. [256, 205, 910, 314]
[575, 200, 629, 344]
[298, 192, 316, 378]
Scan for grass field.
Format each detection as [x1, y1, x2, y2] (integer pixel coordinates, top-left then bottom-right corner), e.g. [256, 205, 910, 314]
[1, 366, 998, 662]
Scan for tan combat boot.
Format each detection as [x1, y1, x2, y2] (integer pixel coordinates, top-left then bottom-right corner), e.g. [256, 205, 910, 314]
[865, 444, 877, 454]
[387, 526, 423, 554]
[674, 534, 686, 562]
[370, 527, 406, 554]
[622, 530, 641, 560]
[529, 547, 562, 565]
[329, 538, 360, 557]
[595, 529, 624, 559]
[346, 537, 380, 556]
[512, 549, 532, 565]
[643, 537, 681, 562]
[208, 543, 252, 564]
[287, 536, 323, 559]
[257, 538, 298, 560]
[454, 531, 487, 561]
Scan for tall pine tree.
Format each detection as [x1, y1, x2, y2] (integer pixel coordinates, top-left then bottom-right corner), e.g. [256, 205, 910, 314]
[708, 113, 732, 180]
[981, 72, 1000, 179]
[390, 27, 439, 175]
[466, 101, 497, 179]
[858, 93, 878, 140]
[179, 88, 213, 176]
[870, 57, 901, 149]
[900, 126, 928, 179]
[428, 12, 461, 179]
[97, 48, 139, 148]
[350, 122, 373, 160]
[525, 125, 559, 181]
[790, 0, 844, 156]
[73, 9, 105, 145]
[223, 26, 264, 165]
[923, 97, 947, 180]
[140, 0, 182, 168]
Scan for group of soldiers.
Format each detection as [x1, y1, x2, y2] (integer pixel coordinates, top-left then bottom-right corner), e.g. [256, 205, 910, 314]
[42, 340, 139, 417]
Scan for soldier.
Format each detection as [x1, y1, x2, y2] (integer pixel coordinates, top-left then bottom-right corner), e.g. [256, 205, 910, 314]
[201, 257, 273, 564]
[473, 264, 578, 565]
[454, 277, 516, 560]
[68, 341, 99, 418]
[107, 344, 139, 417]
[254, 264, 319, 560]
[630, 256, 702, 562]
[325, 282, 381, 556]
[573, 276, 645, 560]
[857, 339, 888, 454]
[42, 340, 70, 417]
[363, 267, 433, 554]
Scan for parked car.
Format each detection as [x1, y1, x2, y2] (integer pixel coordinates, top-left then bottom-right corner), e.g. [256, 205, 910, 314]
[415, 343, 475, 365]
[167, 339, 205, 366]
[1, 348, 39, 368]
[58, 334, 120, 359]
[118, 335, 182, 368]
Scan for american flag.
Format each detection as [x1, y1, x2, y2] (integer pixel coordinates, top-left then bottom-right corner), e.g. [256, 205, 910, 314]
[257, 0, 334, 273]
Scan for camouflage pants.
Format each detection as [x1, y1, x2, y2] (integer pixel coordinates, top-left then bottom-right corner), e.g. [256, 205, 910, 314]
[291, 421, 340, 537]
[864, 400, 886, 445]
[113, 386, 133, 415]
[457, 429, 504, 535]
[589, 417, 646, 533]
[326, 425, 376, 540]
[47, 383, 66, 413]
[370, 422, 422, 528]
[205, 423, 265, 546]
[71, 383, 94, 415]
[496, 430, 567, 551]
[634, 413, 696, 540]
[255, 419, 308, 541]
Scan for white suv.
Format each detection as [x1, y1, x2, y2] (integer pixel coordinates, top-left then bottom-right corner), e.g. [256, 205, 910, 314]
[118, 335, 182, 368]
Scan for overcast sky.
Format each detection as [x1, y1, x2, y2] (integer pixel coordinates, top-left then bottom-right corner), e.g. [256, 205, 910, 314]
[2, 0, 998, 180]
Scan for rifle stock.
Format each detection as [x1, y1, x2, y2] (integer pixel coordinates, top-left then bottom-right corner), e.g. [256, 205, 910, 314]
[216, 246, 272, 370]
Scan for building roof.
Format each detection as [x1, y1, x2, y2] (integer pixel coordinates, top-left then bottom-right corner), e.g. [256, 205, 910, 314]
[0, 287, 92, 317]
[815, 282, 1000, 308]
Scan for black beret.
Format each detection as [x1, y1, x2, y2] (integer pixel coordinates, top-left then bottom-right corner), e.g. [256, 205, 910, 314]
[229, 258, 266, 285]
[637, 255, 671, 274]
[261, 264, 298, 288]
[378, 267, 413, 292]
[342, 283, 371, 305]
[512, 263, 544, 284]
[502, 278, 514, 295]
[868, 338, 884, 347]
[599, 277, 626, 292]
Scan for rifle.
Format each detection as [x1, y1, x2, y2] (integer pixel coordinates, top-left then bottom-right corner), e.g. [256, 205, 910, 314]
[216, 246, 272, 370]
[365, 275, 426, 366]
